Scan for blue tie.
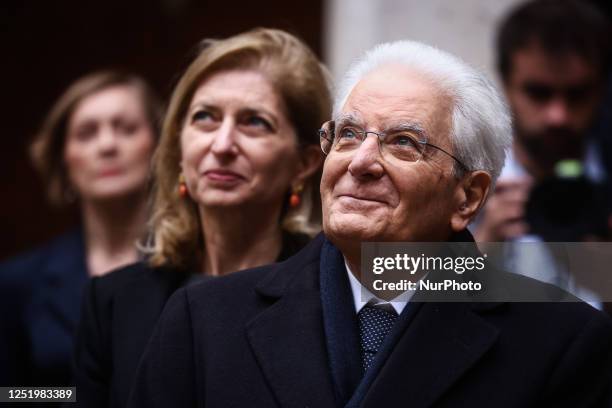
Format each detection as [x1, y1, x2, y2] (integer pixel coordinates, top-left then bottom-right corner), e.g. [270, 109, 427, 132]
[357, 303, 398, 372]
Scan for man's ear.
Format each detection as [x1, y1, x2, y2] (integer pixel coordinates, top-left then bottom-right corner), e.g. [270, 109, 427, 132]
[450, 171, 491, 232]
[292, 145, 324, 187]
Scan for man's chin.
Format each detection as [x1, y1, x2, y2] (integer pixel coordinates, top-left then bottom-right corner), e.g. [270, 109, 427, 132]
[324, 213, 386, 242]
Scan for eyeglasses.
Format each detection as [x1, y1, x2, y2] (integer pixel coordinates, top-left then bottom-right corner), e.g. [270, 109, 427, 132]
[318, 120, 468, 170]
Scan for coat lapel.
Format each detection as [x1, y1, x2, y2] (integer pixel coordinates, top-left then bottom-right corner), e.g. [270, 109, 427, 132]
[245, 235, 337, 408]
[362, 301, 500, 407]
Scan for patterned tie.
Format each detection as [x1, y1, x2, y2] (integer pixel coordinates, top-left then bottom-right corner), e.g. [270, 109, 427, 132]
[357, 303, 398, 372]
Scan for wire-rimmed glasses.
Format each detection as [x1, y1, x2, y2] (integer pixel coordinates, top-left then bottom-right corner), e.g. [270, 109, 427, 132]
[318, 120, 468, 170]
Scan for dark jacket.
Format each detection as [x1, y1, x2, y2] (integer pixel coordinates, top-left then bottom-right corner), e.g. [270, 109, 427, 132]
[73, 232, 310, 408]
[0, 229, 88, 388]
[128, 232, 612, 408]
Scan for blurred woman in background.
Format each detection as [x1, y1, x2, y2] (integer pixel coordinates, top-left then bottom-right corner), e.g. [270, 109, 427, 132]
[0, 71, 161, 388]
[74, 28, 331, 408]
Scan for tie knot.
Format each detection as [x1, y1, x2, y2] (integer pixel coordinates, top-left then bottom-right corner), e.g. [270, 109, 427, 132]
[358, 303, 398, 371]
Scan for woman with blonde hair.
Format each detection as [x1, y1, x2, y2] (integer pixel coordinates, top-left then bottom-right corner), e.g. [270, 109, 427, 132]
[74, 28, 331, 408]
[0, 71, 161, 387]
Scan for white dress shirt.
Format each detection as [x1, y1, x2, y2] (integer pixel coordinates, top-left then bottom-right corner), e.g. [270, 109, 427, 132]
[344, 259, 416, 315]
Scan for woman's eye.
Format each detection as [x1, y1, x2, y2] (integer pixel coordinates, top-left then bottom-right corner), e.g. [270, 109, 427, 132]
[116, 121, 139, 136]
[74, 124, 97, 141]
[244, 116, 272, 131]
[192, 110, 214, 123]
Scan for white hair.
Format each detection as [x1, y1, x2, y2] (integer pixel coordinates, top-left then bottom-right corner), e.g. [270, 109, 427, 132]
[334, 40, 512, 184]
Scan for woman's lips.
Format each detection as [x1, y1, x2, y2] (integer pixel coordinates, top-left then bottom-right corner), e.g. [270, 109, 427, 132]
[98, 168, 123, 177]
[203, 169, 245, 184]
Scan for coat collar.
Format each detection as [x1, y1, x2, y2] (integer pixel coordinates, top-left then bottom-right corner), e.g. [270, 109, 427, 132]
[247, 233, 337, 408]
[249, 231, 503, 407]
[254, 229, 477, 298]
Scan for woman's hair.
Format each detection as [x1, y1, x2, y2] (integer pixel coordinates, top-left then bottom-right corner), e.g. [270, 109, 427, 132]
[146, 27, 332, 269]
[30, 70, 163, 206]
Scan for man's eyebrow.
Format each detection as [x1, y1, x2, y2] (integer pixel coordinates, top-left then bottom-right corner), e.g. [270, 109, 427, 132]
[334, 114, 429, 140]
[388, 122, 428, 140]
[334, 112, 362, 126]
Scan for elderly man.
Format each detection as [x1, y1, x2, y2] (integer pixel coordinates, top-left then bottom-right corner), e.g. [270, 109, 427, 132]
[129, 41, 612, 407]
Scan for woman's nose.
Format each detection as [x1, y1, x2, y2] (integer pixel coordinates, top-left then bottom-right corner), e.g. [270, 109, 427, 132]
[97, 125, 119, 154]
[210, 120, 239, 156]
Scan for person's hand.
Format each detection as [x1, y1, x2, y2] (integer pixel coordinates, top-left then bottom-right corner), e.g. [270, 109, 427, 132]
[474, 178, 532, 242]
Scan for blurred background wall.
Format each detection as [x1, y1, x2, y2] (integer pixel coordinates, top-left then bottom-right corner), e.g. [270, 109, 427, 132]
[325, 0, 612, 84]
[324, 0, 521, 84]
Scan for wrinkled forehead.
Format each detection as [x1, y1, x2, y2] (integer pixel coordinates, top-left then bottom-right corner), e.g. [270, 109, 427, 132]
[337, 66, 454, 142]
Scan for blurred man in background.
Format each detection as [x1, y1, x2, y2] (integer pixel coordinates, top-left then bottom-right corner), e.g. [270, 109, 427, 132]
[476, 0, 611, 243]
[474, 0, 612, 309]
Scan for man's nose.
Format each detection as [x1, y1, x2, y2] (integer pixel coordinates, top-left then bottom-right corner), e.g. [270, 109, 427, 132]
[211, 120, 239, 156]
[347, 135, 384, 179]
[543, 98, 571, 127]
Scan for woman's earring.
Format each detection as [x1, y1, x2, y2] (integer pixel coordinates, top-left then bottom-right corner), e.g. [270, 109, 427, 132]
[289, 184, 304, 208]
[178, 173, 188, 198]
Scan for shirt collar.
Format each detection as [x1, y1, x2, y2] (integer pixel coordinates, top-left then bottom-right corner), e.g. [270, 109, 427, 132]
[344, 258, 414, 315]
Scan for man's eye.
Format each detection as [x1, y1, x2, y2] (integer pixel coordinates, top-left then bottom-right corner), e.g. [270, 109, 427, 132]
[339, 128, 358, 139]
[566, 85, 592, 105]
[389, 134, 418, 148]
[523, 83, 554, 104]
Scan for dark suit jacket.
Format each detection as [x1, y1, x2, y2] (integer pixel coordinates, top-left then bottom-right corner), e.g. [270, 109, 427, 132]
[0, 229, 88, 388]
[73, 263, 191, 408]
[128, 233, 612, 408]
[73, 231, 310, 408]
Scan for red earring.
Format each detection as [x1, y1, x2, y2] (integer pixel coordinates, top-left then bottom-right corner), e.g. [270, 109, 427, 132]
[178, 173, 188, 198]
[289, 184, 303, 208]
